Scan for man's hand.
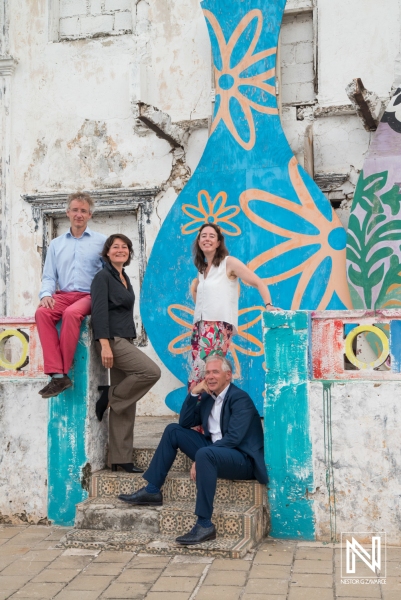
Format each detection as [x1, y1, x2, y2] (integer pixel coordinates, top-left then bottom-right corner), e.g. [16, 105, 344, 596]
[190, 462, 196, 482]
[39, 296, 55, 309]
[100, 340, 113, 369]
[191, 379, 211, 396]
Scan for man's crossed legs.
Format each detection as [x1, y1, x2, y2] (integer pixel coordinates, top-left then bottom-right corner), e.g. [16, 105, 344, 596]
[119, 423, 254, 544]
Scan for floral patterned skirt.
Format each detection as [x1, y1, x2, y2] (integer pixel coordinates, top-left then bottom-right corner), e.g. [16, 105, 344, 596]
[188, 320, 234, 389]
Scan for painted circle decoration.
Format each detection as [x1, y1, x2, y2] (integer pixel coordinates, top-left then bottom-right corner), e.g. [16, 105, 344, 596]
[345, 325, 389, 370]
[0, 329, 29, 370]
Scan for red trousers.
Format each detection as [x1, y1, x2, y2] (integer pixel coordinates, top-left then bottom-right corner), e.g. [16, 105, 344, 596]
[35, 291, 92, 375]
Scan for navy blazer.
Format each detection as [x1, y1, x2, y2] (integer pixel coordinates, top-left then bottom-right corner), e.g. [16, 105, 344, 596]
[179, 383, 268, 485]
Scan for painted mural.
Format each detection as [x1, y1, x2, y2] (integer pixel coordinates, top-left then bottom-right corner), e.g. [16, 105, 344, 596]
[347, 89, 401, 309]
[141, 0, 351, 414]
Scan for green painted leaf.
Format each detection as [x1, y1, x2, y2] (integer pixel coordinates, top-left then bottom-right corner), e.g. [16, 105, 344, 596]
[381, 185, 401, 216]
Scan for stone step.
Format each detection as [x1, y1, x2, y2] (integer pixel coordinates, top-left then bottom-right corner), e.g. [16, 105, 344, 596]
[132, 447, 192, 472]
[91, 470, 267, 507]
[75, 497, 268, 541]
[59, 528, 254, 559]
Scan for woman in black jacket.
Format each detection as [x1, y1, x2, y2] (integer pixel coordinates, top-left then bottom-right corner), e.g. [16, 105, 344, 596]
[91, 234, 161, 473]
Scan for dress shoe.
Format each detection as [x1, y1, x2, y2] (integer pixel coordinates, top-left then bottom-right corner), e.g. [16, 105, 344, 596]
[38, 380, 52, 395]
[96, 385, 110, 421]
[118, 487, 163, 506]
[111, 463, 144, 474]
[175, 523, 216, 545]
[40, 375, 72, 398]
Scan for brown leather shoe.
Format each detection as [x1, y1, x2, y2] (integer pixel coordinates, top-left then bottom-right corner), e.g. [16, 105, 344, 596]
[38, 380, 52, 395]
[40, 375, 72, 398]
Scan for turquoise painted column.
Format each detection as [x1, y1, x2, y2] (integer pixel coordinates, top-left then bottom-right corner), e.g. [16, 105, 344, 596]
[263, 310, 315, 539]
[47, 318, 107, 526]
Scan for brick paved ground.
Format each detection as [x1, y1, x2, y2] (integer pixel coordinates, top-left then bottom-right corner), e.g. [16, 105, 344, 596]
[0, 525, 400, 599]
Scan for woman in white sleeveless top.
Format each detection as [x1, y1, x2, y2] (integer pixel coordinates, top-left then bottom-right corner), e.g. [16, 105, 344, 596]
[189, 223, 279, 388]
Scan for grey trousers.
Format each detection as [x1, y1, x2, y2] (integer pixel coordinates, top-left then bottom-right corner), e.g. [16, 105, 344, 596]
[96, 337, 161, 464]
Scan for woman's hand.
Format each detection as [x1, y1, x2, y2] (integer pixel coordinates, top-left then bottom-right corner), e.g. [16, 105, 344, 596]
[190, 462, 196, 482]
[99, 339, 113, 369]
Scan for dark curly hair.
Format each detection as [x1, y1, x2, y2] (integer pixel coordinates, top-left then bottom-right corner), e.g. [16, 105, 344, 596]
[101, 234, 133, 267]
[193, 223, 229, 274]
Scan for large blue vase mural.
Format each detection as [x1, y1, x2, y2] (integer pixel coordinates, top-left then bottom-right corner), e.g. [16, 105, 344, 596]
[141, 0, 351, 414]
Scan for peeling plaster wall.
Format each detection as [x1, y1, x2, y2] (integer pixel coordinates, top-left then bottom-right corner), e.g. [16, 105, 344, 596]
[310, 381, 401, 544]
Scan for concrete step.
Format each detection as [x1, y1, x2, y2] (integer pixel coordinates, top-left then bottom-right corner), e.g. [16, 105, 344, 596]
[91, 470, 267, 507]
[132, 447, 192, 472]
[59, 528, 254, 559]
[74, 497, 268, 541]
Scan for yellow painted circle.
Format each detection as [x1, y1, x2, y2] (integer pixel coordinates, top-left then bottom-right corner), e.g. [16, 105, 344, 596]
[0, 329, 29, 370]
[345, 325, 389, 370]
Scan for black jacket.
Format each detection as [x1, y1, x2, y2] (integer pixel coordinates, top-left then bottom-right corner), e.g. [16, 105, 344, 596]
[179, 383, 268, 484]
[90, 262, 136, 340]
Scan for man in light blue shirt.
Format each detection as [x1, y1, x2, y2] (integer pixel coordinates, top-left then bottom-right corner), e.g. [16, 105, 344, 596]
[35, 192, 106, 398]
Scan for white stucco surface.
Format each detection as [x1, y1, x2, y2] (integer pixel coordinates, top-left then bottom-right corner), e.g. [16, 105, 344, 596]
[310, 381, 401, 544]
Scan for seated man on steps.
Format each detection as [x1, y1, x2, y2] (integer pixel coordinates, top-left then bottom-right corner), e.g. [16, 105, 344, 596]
[118, 354, 268, 546]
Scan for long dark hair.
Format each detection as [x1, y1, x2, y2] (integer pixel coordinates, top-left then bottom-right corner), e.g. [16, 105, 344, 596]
[101, 234, 133, 267]
[193, 223, 229, 274]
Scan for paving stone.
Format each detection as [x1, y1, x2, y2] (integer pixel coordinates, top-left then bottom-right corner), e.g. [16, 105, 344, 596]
[0, 575, 32, 589]
[163, 562, 206, 576]
[259, 541, 297, 552]
[386, 561, 401, 576]
[0, 591, 14, 600]
[0, 547, 30, 557]
[49, 555, 94, 569]
[245, 577, 288, 595]
[296, 549, 333, 561]
[93, 551, 135, 563]
[382, 591, 401, 600]
[196, 587, 242, 600]
[0, 529, 23, 539]
[253, 550, 293, 565]
[126, 556, 171, 569]
[204, 570, 247, 586]
[387, 549, 401, 561]
[145, 594, 191, 600]
[1, 561, 49, 576]
[243, 595, 286, 600]
[53, 591, 101, 600]
[31, 568, 79, 583]
[382, 576, 401, 589]
[292, 573, 333, 587]
[249, 564, 292, 579]
[20, 550, 62, 562]
[116, 568, 163, 583]
[101, 582, 152, 598]
[151, 576, 199, 592]
[0, 556, 18, 570]
[83, 562, 125, 576]
[13, 582, 65, 598]
[209, 558, 250, 571]
[26, 541, 59, 550]
[289, 588, 334, 600]
[336, 582, 381, 597]
[293, 559, 333, 574]
[66, 574, 115, 591]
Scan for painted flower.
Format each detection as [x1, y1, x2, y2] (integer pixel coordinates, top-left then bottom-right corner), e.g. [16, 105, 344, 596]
[204, 8, 278, 151]
[181, 190, 241, 236]
[240, 157, 352, 310]
[167, 304, 264, 380]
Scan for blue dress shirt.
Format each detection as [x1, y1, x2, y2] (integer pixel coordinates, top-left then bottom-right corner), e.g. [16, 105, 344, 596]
[39, 227, 107, 299]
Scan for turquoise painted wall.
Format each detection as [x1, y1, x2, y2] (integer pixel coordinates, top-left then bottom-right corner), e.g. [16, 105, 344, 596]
[263, 311, 315, 539]
[47, 320, 90, 526]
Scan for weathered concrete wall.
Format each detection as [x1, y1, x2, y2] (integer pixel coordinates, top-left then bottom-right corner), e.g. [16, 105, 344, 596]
[310, 381, 401, 545]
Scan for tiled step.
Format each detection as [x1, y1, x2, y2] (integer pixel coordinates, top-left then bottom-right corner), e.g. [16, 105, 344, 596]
[59, 528, 255, 559]
[75, 497, 268, 541]
[91, 470, 267, 507]
[132, 448, 192, 472]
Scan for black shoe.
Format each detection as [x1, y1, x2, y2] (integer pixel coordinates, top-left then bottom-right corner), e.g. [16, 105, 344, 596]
[40, 375, 72, 398]
[38, 380, 52, 395]
[111, 463, 144, 474]
[176, 523, 216, 545]
[118, 487, 163, 506]
[96, 386, 110, 421]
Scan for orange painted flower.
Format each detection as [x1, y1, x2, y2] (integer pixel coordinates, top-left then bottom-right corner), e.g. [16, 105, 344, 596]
[240, 157, 352, 310]
[204, 8, 278, 151]
[167, 303, 264, 380]
[181, 190, 241, 236]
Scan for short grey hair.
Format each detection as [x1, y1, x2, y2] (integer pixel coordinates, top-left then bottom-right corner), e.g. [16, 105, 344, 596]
[204, 354, 233, 373]
[66, 192, 94, 212]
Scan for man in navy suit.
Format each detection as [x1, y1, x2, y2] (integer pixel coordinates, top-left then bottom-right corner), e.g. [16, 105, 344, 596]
[118, 354, 268, 545]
